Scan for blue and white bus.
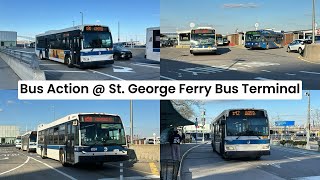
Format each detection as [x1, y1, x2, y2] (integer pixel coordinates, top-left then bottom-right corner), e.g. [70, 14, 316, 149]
[190, 27, 217, 54]
[245, 30, 284, 49]
[21, 131, 37, 152]
[211, 109, 270, 159]
[35, 25, 114, 68]
[145, 27, 160, 62]
[15, 136, 21, 149]
[37, 113, 129, 166]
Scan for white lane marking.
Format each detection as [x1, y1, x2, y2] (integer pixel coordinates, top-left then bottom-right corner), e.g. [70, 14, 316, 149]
[179, 143, 204, 177]
[160, 75, 176, 80]
[0, 157, 9, 160]
[254, 77, 274, 80]
[40, 64, 61, 66]
[0, 156, 30, 175]
[113, 65, 134, 73]
[300, 71, 320, 75]
[285, 73, 296, 76]
[43, 70, 87, 73]
[98, 175, 160, 180]
[29, 156, 77, 180]
[261, 70, 271, 72]
[133, 63, 160, 69]
[270, 163, 281, 168]
[88, 69, 124, 80]
[284, 156, 301, 161]
[292, 176, 320, 180]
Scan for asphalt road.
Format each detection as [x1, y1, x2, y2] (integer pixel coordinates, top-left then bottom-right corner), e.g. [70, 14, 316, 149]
[0, 56, 19, 89]
[160, 46, 320, 89]
[181, 143, 320, 180]
[0, 147, 160, 180]
[8, 48, 160, 80]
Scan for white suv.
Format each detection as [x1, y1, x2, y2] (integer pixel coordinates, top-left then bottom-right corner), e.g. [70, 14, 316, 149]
[287, 39, 311, 54]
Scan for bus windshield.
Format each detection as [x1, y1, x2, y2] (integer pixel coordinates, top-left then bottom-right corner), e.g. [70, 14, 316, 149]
[246, 32, 262, 42]
[30, 135, 37, 142]
[226, 117, 269, 136]
[83, 32, 113, 49]
[80, 122, 126, 146]
[191, 33, 215, 45]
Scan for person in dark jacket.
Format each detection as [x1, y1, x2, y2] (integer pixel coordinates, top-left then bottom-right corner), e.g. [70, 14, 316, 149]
[169, 130, 182, 161]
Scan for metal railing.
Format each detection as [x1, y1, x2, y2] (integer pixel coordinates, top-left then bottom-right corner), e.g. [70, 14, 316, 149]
[0, 47, 39, 69]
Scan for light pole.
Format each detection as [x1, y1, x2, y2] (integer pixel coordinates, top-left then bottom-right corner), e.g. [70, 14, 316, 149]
[306, 91, 311, 149]
[130, 100, 133, 144]
[312, 0, 316, 43]
[118, 21, 120, 43]
[80, 12, 84, 26]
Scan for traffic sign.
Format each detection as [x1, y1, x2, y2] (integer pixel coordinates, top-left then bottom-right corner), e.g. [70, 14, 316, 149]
[275, 121, 295, 126]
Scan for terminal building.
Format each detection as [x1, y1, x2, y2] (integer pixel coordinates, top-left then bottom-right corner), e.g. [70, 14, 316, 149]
[0, 125, 19, 144]
[0, 31, 17, 47]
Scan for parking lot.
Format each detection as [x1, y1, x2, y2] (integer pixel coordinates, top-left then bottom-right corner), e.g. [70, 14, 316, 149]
[160, 46, 320, 89]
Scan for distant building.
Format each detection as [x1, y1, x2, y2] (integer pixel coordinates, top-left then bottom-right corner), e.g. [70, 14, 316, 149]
[0, 31, 17, 47]
[0, 125, 19, 144]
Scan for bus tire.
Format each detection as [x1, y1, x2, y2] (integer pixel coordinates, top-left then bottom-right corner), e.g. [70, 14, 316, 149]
[59, 150, 67, 166]
[298, 47, 303, 54]
[41, 149, 46, 159]
[66, 56, 74, 68]
[39, 52, 44, 60]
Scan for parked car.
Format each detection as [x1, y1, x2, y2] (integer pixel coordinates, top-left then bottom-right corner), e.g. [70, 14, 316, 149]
[287, 39, 312, 54]
[113, 45, 132, 60]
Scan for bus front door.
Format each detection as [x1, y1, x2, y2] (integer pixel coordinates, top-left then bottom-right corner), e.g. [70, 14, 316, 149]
[66, 123, 75, 163]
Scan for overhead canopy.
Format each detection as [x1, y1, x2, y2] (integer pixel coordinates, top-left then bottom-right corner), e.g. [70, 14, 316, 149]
[160, 100, 195, 132]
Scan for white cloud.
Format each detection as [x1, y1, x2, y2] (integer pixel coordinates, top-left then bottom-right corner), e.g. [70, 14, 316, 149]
[223, 3, 258, 9]
[0, 108, 3, 112]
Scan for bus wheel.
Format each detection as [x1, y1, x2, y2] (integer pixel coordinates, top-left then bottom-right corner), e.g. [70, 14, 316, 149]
[41, 149, 46, 159]
[59, 151, 67, 166]
[66, 56, 74, 68]
[39, 52, 44, 60]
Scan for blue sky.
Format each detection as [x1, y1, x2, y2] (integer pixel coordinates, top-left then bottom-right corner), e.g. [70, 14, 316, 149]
[0, 90, 159, 138]
[0, 0, 159, 43]
[161, 0, 320, 34]
[190, 90, 320, 127]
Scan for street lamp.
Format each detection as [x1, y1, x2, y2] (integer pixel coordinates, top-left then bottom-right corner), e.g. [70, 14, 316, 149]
[312, 0, 316, 44]
[305, 91, 311, 149]
[80, 12, 84, 26]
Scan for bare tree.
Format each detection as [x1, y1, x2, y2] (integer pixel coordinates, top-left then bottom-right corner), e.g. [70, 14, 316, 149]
[171, 100, 204, 120]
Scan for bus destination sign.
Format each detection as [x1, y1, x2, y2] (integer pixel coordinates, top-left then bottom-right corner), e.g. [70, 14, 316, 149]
[80, 115, 121, 123]
[192, 29, 215, 34]
[229, 110, 264, 117]
[84, 26, 108, 32]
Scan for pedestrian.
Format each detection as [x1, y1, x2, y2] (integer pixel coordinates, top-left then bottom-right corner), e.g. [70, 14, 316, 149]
[182, 133, 186, 144]
[169, 129, 182, 161]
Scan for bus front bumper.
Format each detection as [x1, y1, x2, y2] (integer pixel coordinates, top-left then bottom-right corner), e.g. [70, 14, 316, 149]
[226, 150, 270, 158]
[79, 60, 114, 67]
[190, 47, 217, 53]
[78, 155, 129, 163]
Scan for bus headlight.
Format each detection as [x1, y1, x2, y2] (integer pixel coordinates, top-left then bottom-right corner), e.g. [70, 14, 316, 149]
[262, 145, 270, 149]
[226, 146, 235, 150]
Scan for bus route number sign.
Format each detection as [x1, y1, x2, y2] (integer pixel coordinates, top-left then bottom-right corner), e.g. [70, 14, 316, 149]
[85, 26, 105, 32]
[231, 110, 256, 116]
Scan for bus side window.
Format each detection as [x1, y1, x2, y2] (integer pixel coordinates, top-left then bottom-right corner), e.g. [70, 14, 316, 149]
[59, 124, 65, 144]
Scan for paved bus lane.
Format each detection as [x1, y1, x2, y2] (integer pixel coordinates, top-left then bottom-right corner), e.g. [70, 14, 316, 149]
[181, 143, 320, 180]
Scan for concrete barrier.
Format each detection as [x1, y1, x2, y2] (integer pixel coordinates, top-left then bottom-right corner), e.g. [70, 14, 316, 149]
[129, 144, 160, 162]
[0, 51, 45, 80]
[302, 44, 320, 62]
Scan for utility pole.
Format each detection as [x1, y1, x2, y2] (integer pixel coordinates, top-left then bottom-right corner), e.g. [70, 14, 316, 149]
[118, 21, 120, 43]
[130, 100, 133, 144]
[80, 12, 84, 26]
[312, 0, 316, 43]
[306, 91, 311, 149]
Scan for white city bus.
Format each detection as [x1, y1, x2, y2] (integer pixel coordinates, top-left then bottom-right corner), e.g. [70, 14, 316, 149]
[190, 27, 217, 55]
[211, 109, 270, 159]
[37, 113, 128, 166]
[35, 25, 114, 68]
[145, 27, 160, 62]
[15, 136, 21, 149]
[21, 131, 37, 152]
